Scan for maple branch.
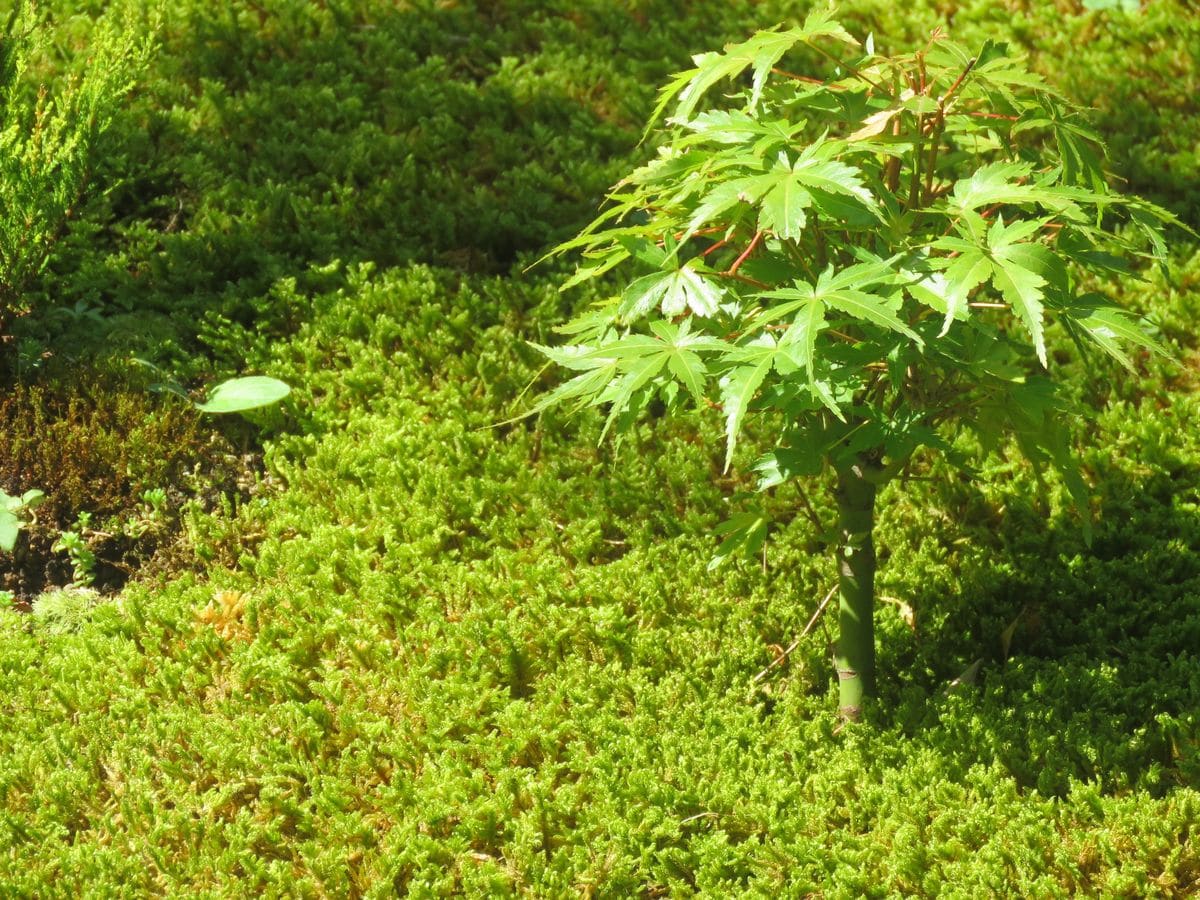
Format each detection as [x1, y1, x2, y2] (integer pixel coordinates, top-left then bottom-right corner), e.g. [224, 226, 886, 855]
[703, 237, 732, 257]
[720, 271, 770, 290]
[803, 40, 889, 96]
[727, 231, 764, 275]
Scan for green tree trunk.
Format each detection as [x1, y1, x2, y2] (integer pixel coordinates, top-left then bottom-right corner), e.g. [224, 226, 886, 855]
[834, 460, 879, 721]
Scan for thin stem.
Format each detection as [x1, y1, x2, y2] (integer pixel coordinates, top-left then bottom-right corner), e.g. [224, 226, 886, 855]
[751, 583, 838, 684]
[940, 56, 978, 109]
[703, 237, 732, 257]
[794, 481, 826, 532]
[953, 111, 1019, 121]
[771, 66, 830, 86]
[804, 40, 890, 95]
[726, 231, 764, 275]
[885, 115, 903, 193]
[923, 117, 943, 205]
[720, 271, 771, 290]
[908, 109, 925, 211]
[826, 329, 858, 344]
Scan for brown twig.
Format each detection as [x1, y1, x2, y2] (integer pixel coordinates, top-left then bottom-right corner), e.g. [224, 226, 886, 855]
[726, 231, 764, 275]
[770, 66, 825, 85]
[720, 271, 771, 290]
[751, 584, 839, 684]
[794, 482, 826, 533]
[703, 237, 732, 257]
[941, 56, 978, 108]
[885, 116, 903, 193]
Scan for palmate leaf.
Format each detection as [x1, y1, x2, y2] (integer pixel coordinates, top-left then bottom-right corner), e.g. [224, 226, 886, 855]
[675, 110, 803, 147]
[947, 161, 1073, 213]
[1001, 378, 1094, 542]
[560, 246, 630, 291]
[721, 341, 776, 469]
[990, 257, 1046, 365]
[906, 261, 986, 336]
[667, 348, 707, 403]
[931, 218, 1059, 363]
[707, 511, 768, 571]
[758, 170, 814, 240]
[599, 354, 667, 441]
[791, 154, 876, 209]
[533, 318, 724, 430]
[685, 173, 775, 237]
[649, 318, 716, 404]
[778, 298, 826, 381]
[824, 289, 923, 346]
[758, 256, 921, 348]
[757, 149, 879, 239]
[1065, 297, 1167, 372]
[522, 362, 618, 421]
[649, 7, 858, 129]
[618, 264, 725, 322]
[987, 218, 1056, 366]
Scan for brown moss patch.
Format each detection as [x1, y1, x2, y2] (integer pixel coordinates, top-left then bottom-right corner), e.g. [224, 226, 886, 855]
[0, 360, 262, 598]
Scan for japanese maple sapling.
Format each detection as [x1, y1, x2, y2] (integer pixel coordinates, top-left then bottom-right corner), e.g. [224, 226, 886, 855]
[533, 11, 1181, 719]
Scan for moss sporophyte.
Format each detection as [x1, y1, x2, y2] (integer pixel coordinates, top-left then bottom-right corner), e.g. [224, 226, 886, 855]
[532, 11, 1186, 719]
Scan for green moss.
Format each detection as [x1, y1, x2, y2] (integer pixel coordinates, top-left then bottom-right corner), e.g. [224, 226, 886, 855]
[30, 587, 99, 635]
[0, 0, 1197, 894]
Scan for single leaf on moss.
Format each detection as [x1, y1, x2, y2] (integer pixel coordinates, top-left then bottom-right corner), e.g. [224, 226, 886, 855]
[195, 377, 291, 414]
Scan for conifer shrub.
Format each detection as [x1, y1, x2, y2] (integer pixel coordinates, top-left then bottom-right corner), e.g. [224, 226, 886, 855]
[0, 1, 149, 326]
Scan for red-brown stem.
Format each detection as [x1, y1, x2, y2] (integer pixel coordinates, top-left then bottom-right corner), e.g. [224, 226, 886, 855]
[923, 109, 945, 204]
[771, 66, 825, 85]
[957, 111, 1019, 120]
[721, 271, 771, 290]
[703, 237, 732, 257]
[885, 117, 903, 192]
[726, 231, 764, 275]
[805, 41, 889, 95]
[662, 226, 723, 246]
[941, 56, 977, 107]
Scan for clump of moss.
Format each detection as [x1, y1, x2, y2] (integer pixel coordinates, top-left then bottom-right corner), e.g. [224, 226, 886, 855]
[30, 586, 99, 635]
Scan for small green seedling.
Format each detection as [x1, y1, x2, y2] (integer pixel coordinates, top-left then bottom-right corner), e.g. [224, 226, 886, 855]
[533, 12, 1185, 719]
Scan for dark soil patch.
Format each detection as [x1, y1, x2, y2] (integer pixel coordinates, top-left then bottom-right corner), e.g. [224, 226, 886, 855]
[0, 359, 267, 599]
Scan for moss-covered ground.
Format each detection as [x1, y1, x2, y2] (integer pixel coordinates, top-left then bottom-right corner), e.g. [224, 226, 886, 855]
[2, 0, 1199, 894]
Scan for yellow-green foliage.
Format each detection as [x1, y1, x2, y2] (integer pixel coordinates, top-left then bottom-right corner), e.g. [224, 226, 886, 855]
[0, 0, 1198, 895]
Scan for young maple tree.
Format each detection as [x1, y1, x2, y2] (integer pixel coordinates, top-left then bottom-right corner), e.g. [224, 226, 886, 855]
[533, 11, 1181, 719]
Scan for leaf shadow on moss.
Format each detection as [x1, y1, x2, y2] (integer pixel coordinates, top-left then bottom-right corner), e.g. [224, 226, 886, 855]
[865, 445, 1200, 801]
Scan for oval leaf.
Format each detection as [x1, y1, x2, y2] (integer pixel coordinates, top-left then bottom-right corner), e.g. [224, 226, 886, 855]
[195, 376, 291, 414]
